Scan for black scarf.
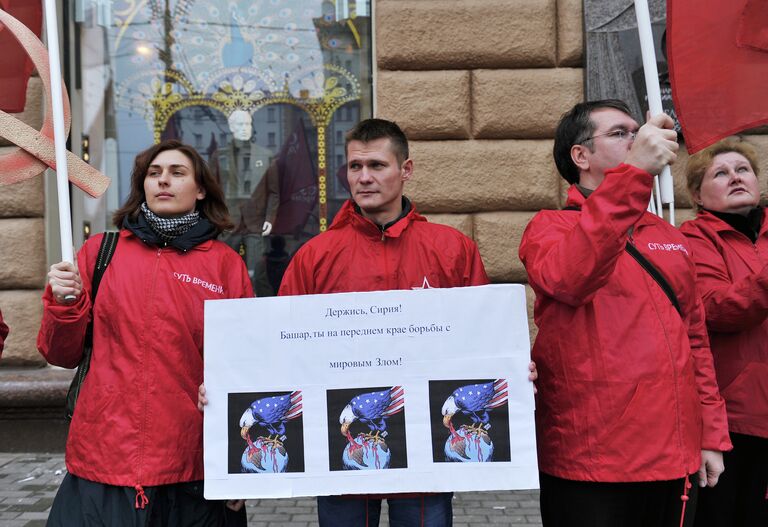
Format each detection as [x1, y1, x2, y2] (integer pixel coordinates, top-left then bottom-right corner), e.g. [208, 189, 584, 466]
[124, 205, 218, 251]
[140, 202, 199, 242]
[707, 207, 764, 243]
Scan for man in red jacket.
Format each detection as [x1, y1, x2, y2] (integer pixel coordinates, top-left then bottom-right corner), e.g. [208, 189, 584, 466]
[519, 100, 732, 527]
[278, 118, 488, 526]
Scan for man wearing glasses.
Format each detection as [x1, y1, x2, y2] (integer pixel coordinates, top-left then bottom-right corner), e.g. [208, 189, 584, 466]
[519, 100, 731, 526]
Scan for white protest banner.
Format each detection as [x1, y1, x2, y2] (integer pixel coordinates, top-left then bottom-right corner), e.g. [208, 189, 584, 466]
[203, 284, 537, 499]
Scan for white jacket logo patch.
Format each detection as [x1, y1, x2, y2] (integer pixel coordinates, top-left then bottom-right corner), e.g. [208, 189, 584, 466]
[173, 272, 225, 294]
[646, 242, 689, 256]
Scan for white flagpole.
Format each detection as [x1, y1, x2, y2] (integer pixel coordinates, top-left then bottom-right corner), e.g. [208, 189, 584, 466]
[648, 193, 657, 215]
[43, 0, 75, 264]
[653, 175, 663, 219]
[635, 0, 675, 225]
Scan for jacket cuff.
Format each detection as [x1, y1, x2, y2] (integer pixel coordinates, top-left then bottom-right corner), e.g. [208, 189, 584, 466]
[42, 285, 88, 320]
[700, 400, 734, 452]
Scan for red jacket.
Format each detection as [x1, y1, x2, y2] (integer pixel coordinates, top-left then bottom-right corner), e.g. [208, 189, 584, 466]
[519, 164, 730, 482]
[37, 230, 252, 488]
[279, 200, 488, 295]
[680, 211, 768, 439]
[279, 199, 488, 499]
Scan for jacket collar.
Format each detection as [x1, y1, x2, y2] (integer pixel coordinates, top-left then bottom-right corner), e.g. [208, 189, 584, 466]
[352, 196, 413, 231]
[330, 197, 426, 238]
[564, 184, 588, 209]
[695, 208, 768, 238]
[565, 183, 659, 228]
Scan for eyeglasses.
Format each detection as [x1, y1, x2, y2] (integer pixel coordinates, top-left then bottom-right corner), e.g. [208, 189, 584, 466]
[578, 129, 638, 144]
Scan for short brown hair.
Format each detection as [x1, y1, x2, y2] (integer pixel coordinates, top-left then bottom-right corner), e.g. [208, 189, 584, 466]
[345, 118, 409, 165]
[112, 140, 233, 232]
[685, 138, 761, 211]
[554, 99, 633, 184]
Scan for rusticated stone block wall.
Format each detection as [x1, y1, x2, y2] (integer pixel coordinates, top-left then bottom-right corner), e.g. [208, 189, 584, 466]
[375, 0, 768, 341]
[0, 76, 47, 366]
[376, 0, 584, 338]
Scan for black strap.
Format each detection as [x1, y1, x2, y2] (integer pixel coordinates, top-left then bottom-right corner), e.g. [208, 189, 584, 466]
[91, 231, 119, 304]
[624, 242, 683, 316]
[66, 232, 119, 420]
[83, 232, 119, 343]
[561, 206, 683, 317]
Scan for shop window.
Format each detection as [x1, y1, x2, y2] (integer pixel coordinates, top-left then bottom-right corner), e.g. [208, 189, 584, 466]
[76, 0, 373, 295]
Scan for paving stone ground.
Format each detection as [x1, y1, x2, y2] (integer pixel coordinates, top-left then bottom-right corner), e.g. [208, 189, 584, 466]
[0, 453, 541, 526]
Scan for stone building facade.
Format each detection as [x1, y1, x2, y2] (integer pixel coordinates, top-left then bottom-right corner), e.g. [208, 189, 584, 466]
[1, 75, 47, 366]
[2, 0, 767, 373]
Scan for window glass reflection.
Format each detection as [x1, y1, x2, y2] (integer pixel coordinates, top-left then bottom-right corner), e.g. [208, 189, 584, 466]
[78, 0, 372, 295]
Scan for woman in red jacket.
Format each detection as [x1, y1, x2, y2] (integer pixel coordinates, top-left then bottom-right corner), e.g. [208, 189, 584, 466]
[680, 138, 768, 527]
[38, 140, 253, 526]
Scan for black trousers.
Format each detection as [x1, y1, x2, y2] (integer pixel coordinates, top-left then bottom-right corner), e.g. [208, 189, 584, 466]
[693, 432, 768, 527]
[539, 472, 698, 527]
[47, 473, 247, 527]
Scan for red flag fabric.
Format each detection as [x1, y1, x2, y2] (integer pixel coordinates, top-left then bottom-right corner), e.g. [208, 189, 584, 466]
[271, 119, 318, 235]
[0, 0, 42, 113]
[667, 0, 768, 153]
[737, 0, 768, 52]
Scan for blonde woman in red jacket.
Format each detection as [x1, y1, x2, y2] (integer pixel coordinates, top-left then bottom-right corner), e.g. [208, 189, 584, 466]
[680, 138, 768, 527]
[38, 141, 253, 526]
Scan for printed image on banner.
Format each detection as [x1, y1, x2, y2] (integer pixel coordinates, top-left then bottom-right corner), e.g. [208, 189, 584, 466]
[327, 386, 407, 471]
[228, 391, 304, 474]
[430, 379, 511, 463]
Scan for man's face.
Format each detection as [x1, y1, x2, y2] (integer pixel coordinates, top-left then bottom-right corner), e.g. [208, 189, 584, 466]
[576, 108, 639, 189]
[346, 138, 412, 224]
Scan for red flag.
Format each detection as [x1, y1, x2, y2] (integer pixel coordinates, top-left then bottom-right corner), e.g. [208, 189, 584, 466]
[0, 0, 42, 113]
[271, 119, 317, 235]
[668, 0, 768, 153]
[737, 0, 768, 52]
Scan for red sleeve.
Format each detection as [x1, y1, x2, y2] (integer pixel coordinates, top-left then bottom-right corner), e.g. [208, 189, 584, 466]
[686, 290, 733, 451]
[464, 237, 489, 286]
[682, 221, 768, 332]
[519, 164, 653, 306]
[36, 238, 98, 368]
[0, 309, 8, 356]
[277, 245, 315, 296]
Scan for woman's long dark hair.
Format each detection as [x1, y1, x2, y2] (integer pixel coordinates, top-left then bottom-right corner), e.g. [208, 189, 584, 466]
[112, 140, 234, 232]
